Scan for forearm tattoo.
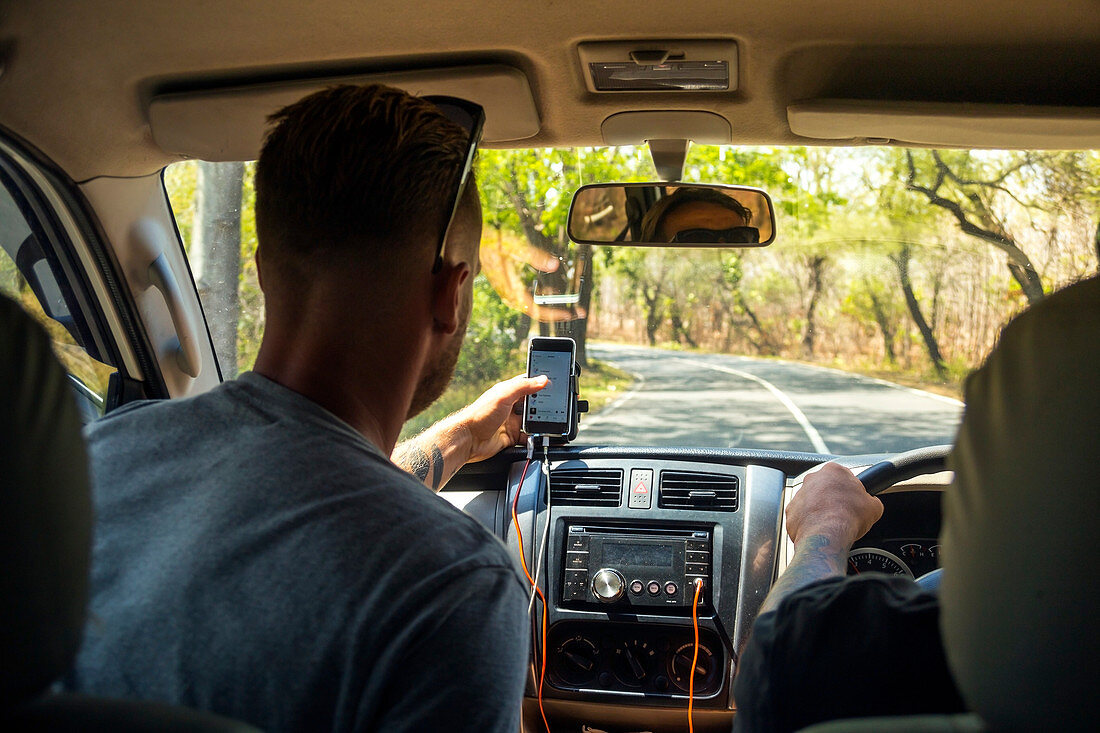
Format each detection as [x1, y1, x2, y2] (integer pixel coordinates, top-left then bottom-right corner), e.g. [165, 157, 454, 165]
[396, 441, 446, 491]
[759, 534, 848, 615]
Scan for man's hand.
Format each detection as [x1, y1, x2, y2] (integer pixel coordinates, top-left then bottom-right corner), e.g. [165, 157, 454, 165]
[758, 463, 883, 614]
[787, 462, 883, 548]
[392, 374, 547, 491]
[455, 374, 549, 463]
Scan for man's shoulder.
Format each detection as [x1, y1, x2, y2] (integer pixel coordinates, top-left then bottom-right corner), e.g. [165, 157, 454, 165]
[333, 461, 519, 576]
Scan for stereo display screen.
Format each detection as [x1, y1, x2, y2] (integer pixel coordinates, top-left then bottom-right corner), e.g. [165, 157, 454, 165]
[604, 542, 675, 568]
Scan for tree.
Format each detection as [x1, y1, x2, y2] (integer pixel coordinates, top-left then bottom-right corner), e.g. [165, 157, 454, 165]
[476, 147, 652, 365]
[192, 161, 244, 378]
[905, 150, 1046, 304]
[890, 244, 947, 378]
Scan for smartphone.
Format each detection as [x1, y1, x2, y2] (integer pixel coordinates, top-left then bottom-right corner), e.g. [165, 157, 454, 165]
[523, 336, 577, 437]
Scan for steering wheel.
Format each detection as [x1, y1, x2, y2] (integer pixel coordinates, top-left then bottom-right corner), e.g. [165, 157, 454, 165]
[859, 445, 954, 590]
[856, 444, 953, 496]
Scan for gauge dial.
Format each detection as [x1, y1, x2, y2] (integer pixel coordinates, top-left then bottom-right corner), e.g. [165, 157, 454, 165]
[550, 635, 600, 686]
[611, 638, 657, 687]
[899, 543, 927, 564]
[668, 642, 720, 693]
[847, 548, 913, 578]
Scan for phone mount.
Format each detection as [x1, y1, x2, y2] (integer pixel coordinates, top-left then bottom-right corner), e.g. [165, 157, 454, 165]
[560, 362, 589, 444]
[514, 362, 589, 444]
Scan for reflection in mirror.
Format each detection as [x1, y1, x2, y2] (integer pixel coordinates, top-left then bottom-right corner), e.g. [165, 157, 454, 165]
[568, 183, 775, 247]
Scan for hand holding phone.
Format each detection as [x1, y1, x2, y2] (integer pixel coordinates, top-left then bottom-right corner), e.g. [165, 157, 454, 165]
[523, 337, 577, 437]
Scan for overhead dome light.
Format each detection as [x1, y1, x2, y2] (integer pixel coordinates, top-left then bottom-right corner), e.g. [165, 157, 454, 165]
[589, 61, 729, 92]
[578, 40, 738, 93]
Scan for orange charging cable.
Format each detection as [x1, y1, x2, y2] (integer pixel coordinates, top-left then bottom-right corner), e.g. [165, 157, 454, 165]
[511, 458, 551, 732]
[688, 577, 704, 733]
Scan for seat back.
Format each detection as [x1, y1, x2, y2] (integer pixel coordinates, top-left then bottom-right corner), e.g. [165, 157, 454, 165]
[797, 276, 1100, 733]
[0, 294, 92, 707]
[0, 294, 259, 732]
[941, 275, 1100, 730]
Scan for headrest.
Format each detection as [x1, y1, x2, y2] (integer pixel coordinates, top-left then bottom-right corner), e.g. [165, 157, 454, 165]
[941, 276, 1100, 730]
[0, 295, 92, 705]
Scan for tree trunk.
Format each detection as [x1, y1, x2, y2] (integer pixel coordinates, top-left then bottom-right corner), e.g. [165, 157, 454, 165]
[891, 245, 947, 379]
[801, 255, 826, 358]
[866, 281, 897, 366]
[193, 161, 244, 378]
[505, 167, 593, 360]
[642, 285, 663, 345]
[514, 313, 532, 347]
[735, 292, 777, 355]
[571, 244, 594, 366]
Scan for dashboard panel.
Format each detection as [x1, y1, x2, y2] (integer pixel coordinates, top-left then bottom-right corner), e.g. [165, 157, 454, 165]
[444, 447, 947, 733]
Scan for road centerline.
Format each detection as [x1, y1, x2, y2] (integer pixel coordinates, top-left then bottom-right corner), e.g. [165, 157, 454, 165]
[671, 356, 832, 454]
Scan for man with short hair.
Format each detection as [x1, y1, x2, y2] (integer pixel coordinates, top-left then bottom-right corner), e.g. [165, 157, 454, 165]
[640, 188, 758, 243]
[66, 84, 545, 732]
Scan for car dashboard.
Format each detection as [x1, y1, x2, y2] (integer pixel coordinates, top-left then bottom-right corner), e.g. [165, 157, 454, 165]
[444, 445, 948, 733]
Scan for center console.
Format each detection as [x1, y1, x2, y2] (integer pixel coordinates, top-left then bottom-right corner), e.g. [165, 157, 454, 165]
[505, 457, 786, 714]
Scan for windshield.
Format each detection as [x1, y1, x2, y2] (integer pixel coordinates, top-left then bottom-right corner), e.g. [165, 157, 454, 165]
[165, 146, 1100, 454]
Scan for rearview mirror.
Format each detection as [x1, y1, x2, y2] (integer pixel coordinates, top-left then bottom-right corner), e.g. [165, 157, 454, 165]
[567, 183, 776, 247]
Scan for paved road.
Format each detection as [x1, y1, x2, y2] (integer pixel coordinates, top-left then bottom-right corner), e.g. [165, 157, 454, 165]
[577, 343, 964, 455]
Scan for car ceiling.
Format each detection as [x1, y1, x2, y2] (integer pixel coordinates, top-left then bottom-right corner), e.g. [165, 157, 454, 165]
[0, 0, 1098, 182]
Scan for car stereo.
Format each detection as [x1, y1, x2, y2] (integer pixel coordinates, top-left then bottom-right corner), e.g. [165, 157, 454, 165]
[561, 525, 711, 609]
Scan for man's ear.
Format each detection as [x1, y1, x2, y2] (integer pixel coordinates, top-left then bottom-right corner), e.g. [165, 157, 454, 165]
[430, 262, 471, 334]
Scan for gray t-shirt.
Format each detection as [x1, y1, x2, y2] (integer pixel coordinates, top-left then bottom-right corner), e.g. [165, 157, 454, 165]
[66, 372, 529, 732]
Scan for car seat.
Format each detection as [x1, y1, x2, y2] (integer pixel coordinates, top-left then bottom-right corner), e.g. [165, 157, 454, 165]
[0, 294, 259, 731]
[796, 275, 1100, 731]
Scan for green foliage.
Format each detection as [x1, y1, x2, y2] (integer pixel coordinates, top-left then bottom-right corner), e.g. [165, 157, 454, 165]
[452, 274, 526, 385]
[158, 142, 1100, 420]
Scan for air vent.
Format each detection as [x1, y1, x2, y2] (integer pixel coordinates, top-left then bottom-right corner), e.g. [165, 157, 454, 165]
[659, 471, 739, 511]
[550, 469, 624, 507]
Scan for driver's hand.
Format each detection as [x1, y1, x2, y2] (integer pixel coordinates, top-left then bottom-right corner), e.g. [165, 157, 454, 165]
[455, 374, 549, 463]
[787, 463, 883, 548]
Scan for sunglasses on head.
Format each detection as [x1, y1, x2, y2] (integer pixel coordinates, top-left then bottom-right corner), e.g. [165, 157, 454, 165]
[670, 226, 761, 244]
[423, 95, 486, 273]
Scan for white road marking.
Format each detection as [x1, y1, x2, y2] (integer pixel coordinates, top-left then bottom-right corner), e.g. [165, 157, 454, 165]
[768, 357, 964, 407]
[672, 357, 832, 454]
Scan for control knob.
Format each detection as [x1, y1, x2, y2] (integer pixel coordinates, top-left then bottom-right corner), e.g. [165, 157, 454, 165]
[591, 568, 625, 602]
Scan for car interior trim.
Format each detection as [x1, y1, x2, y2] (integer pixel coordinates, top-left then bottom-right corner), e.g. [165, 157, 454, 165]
[79, 174, 220, 397]
[787, 100, 1100, 149]
[0, 135, 144, 383]
[147, 64, 541, 163]
[600, 111, 733, 146]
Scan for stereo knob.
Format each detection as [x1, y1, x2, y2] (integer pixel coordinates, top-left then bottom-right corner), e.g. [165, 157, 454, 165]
[591, 568, 625, 602]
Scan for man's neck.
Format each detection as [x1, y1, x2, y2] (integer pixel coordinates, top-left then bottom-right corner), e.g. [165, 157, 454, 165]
[253, 308, 425, 455]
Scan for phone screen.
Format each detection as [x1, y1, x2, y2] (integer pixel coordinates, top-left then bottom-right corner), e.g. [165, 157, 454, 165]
[525, 340, 575, 435]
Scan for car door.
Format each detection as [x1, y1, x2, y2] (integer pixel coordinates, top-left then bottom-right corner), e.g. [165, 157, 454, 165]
[0, 129, 220, 420]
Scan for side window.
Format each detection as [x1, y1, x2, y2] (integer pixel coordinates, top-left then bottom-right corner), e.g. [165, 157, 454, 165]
[0, 168, 113, 421]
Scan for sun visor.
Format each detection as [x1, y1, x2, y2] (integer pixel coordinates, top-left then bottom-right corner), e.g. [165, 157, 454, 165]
[788, 100, 1100, 149]
[148, 65, 541, 161]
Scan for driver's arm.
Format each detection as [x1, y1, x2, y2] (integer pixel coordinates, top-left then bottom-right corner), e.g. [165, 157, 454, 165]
[758, 463, 882, 615]
[392, 374, 548, 491]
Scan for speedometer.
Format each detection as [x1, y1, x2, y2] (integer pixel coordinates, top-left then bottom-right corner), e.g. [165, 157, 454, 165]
[847, 548, 914, 578]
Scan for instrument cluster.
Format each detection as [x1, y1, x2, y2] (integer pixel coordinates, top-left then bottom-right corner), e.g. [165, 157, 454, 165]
[847, 538, 941, 578]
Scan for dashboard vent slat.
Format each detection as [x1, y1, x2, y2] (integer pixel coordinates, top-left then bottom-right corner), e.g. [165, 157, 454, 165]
[550, 469, 623, 507]
[659, 471, 739, 511]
